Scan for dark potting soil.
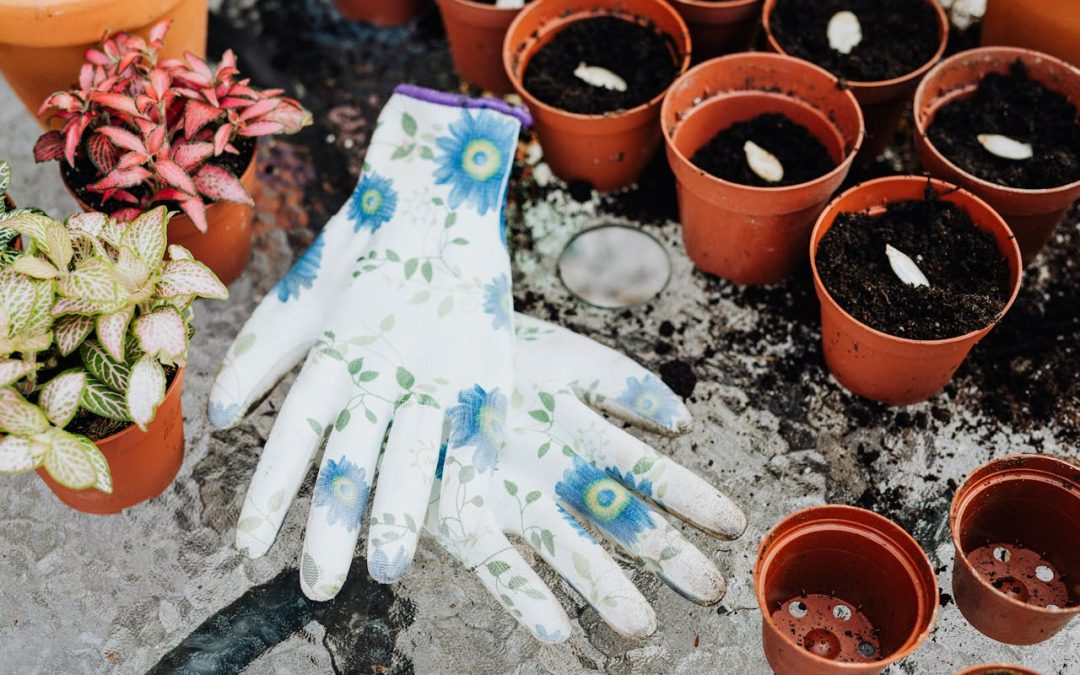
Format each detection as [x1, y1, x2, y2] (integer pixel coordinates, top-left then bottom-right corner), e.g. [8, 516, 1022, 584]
[521, 17, 679, 115]
[927, 61, 1080, 190]
[816, 188, 1011, 340]
[769, 0, 939, 82]
[690, 113, 837, 187]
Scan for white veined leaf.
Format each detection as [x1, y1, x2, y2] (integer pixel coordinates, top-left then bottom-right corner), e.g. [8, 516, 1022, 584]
[57, 257, 121, 304]
[54, 314, 96, 356]
[0, 268, 37, 335]
[66, 212, 109, 237]
[126, 355, 166, 430]
[744, 141, 785, 183]
[81, 378, 130, 421]
[157, 259, 228, 299]
[11, 256, 60, 279]
[4, 211, 73, 271]
[79, 436, 113, 494]
[573, 62, 628, 92]
[68, 230, 108, 262]
[41, 430, 97, 490]
[96, 306, 134, 362]
[121, 206, 168, 266]
[52, 295, 111, 317]
[977, 133, 1033, 161]
[0, 435, 39, 473]
[167, 244, 194, 261]
[0, 387, 49, 436]
[885, 244, 930, 288]
[114, 245, 151, 290]
[39, 369, 87, 428]
[827, 10, 863, 55]
[134, 308, 188, 364]
[25, 278, 56, 339]
[79, 341, 130, 392]
[0, 359, 37, 388]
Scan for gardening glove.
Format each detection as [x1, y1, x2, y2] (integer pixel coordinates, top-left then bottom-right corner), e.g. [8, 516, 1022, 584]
[422, 314, 746, 642]
[209, 85, 532, 600]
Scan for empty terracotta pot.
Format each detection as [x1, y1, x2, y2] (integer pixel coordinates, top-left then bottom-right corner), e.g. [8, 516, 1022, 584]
[0, 0, 208, 125]
[810, 176, 1023, 405]
[762, 0, 949, 158]
[436, 0, 521, 93]
[955, 666, 1043, 675]
[38, 369, 186, 515]
[950, 454, 1080, 645]
[914, 47, 1080, 265]
[670, 0, 761, 62]
[982, 0, 1080, 68]
[662, 53, 864, 285]
[333, 0, 428, 26]
[503, 0, 691, 191]
[755, 505, 938, 675]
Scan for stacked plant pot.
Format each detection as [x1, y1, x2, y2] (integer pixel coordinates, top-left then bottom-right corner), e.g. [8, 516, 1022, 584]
[437, 0, 524, 93]
[981, 0, 1080, 68]
[334, 0, 429, 26]
[670, 0, 761, 61]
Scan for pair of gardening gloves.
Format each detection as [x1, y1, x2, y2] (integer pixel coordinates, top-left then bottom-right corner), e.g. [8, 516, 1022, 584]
[208, 86, 745, 641]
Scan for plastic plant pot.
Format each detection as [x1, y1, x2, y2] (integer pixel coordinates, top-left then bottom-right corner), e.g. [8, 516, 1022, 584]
[0, 0, 208, 125]
[755, 505, 938, 675]
[436, 0, 521, 94]
[955, 666, 1043, 675]
[503, 0, 691, 192]
[809, 176, 1023, 405]
[333, 0, 428, 26]
[950, 454, 1080, 645]
[762, 0, 949, 158]
[37, 370, 186, 515]
[982, 0, 1080, 68]
[913, 47, 1080, 265]
[661, 53, 864, 285]
[670, 0, 761, 62]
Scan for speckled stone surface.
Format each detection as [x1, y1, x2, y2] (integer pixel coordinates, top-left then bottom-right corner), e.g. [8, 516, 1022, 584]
[0, 1, 1077, 674]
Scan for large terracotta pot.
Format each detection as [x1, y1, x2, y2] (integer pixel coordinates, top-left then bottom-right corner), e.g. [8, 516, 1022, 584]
[0, 0, 208, 125]
[503, 0, 691, 191]
[810, 176, 1023, 405]
[982, 0, 1080, 68]
[762, 0, 949, 158]
[662, 53, 863, 285]
[914, 47, 1080, 265]
[333, 0, 428, 26]
[670, 0, 761, 62]
[38, 369, 185, 514]
[435, 0, 521, 94]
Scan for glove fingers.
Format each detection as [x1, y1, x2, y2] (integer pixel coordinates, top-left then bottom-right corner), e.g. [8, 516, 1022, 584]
[366, 401, 444, 583]
[299, 397, 395, 601]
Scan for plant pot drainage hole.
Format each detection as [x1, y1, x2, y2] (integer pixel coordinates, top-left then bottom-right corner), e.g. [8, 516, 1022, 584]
[772, 593, 880, 662]
[557, 224, 671, 309]
[969, 543, 1071, 609]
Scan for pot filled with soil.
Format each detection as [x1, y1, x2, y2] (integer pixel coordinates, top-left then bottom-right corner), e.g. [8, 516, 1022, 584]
[503, 0, 691, 191]
[0, 0, 209, 124]
[810, 176, 1022, 405]
[436, 0, 526, 94]
[981, 0, 1080, 69]
[763, 0, 948, 158]
[950, 454, 1080, 645]
[914, 47, 1080, 264]
[661, 53, 863, 284]
[334, 0, 429, 26]
[755, 505, 938, 675]
[670, 0, 761, 62]
[955, 667, 1042, 675]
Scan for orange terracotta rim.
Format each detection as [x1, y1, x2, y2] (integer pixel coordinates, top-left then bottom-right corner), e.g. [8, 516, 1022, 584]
[673, 0, 758, 8]
[761, 0, 949, 91]
[0, 0, 193, 47]
[954, 665, 1043, 675]
[502, 0, 692, 122]
[809, 176, 1024, 349]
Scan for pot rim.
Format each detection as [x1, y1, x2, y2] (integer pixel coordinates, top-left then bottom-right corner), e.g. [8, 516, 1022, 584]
[761, 0, 949, 91]
[92, 366, 185, 449]
[949, 453, 1080, 618]
[435, 0, 521, 12]
[0, 0, 195, 48]
[809, 175, 1024, 348]
[661, 52, 865, 195]
[754, 504, 939, 670]
[954, 666, 1043, 675]
[672, 0, 759, 8]
[502, 0, 692, 122]
[914, 45, 1080, 198]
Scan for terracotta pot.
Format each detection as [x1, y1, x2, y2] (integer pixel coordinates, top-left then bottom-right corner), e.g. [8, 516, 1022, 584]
[0, 0, 208, 125]
[762, 0, 949, 158]
[662, 53, 864, 284]
[670, 0, 761, 62]
[38, 369, 185, 514]
[333, 0, 428, 26]
[950, 454, 1080, 645]
[955, 667, 1043, 675]
[913, 47, 1080, 265]
[503, 0, 691, 191]
[809, 176, 1022, 405]
[436, 0, 520, 94]
[755, 505, 938, 675]
[982, 0, 1080, 68]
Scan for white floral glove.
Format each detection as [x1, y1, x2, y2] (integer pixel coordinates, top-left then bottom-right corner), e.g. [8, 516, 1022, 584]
[423, 314, 746, 642]
[208, 86, 531, 600]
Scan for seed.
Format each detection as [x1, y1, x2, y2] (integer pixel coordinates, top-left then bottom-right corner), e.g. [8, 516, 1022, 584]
[744, 141, 784, 183]
[827, 11, 863, 55]
[885, 244, 930, 288]
[977, 133, 1033, 161]
[573, 63, 628, 92]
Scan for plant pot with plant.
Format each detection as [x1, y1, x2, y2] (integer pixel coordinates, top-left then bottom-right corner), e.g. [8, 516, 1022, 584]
[914, 47, 1080, 264]
[670, 0, 761, 61]
[810, 176, 1022, 405]
[763, 0, 948, 158]
[661, 52, 864, 284]
[33, 21, 313, 286]
[503, 0, 691, 191]
[950, 454, 1080, 645]
[334, 0, 429, 26]
[755, 505, 938, 675]
[436, 0, 527, 94]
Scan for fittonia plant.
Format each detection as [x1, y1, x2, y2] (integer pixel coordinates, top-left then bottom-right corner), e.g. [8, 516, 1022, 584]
[0, 193, 227, 493]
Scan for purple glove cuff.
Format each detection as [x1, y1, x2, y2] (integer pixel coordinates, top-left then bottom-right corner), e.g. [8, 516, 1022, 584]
[393, 84, 533, 129]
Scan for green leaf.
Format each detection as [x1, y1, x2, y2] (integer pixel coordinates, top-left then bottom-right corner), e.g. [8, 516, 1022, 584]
[503, 480, 518, 496]
[385, 249, 400, 262]
[537, 442, 550, 458]
[539, 392, 555, 412]
[409, 290, 430, 304]
[237, 517, 262, 532]
[470, 495, 484, 507]
[401, 112, 417, 136]
[391, 144, 414, 159]
[525, 490, 541, 505]
[660, 546, 679, 561]
[382, 512, 396, 526]
[357, 371, 378, 382]
[450, 237, 469, 245]
[458, 465, 475, 484]
[307, 418, 323, 437]
[541, 529, 555, 556]
[524, 588, 546, 600]
[335, 409, 351, 432]
[528, 410, 550, 423]
[347, 358, 365, 375]
[365, 408, 377, 424]
[572, 552, 592, 580]
[404, 513, 417, 532]
[380, 315, 395, 332]
[80, 379, 129, 421]
[486, 560, 510, 577]
[233, 333, 257, 357]
[632, 457, 655, 475]
[562, 445, 574, 457]
[444, 212, 457, 228]
[437, 296, 454, 318]
[267, 489, 285, 512]
[404, 258, 418, 279]
[420, 261, 433, 283]
[419, 146, 434, 160]
[396, 367, 415, 390]
[506, 576, 527, 590]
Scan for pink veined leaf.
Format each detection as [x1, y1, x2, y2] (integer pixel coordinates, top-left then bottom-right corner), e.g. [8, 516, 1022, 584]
[239, 97, 280, 121]
[202, 87, 220, 108]
[87, 133, 120, 173]
[89, 91, 141, 117]
[133, 116, 157, 137]
[84, 48, 110, 66]
[111, 207, 144, 223]
[263, 100, 313, 134]
[135, 94, 156, 115]
[40, 92, 80, 115]
[79, 62, 95, 90]
[156, 158, 196, 196]
[183, 100, 222, 139]
[116, 151, 150, 170]
[149, 69, 171, 100]
[213, 124, 232, 156]
[63, 123, 82, 167]
[223, 143, 239, 155]
[97, 306, 134, 362]
[179, 198, 209, 234]
[221, 50, 237, 70]
[98, 126, 148, 154]
[40, 369, 87, 428]
[149, 19, 172, 48]
[33, 131, 65, 162]
[219, 97, 252, 110]
[229, 84, 257, 98]
[146, 125, 167, 156]
[158, 259, 228, 299]
[238, 121, 283, 138]
[185, 51, 213, 81]
[51, 296, 100, 316]
[134, 308, 188, 364]
[127, 355, 167, 431]
[172, 141, 214, 171]
[150, 187, 189, 203]
[116, 52, 140, 76]
[89, 166, 153, 191]
[172, 86, 202, 100]
[194, 164, 253, 206]
[54, 315, 96, 356]
[112, 190, 139, 205]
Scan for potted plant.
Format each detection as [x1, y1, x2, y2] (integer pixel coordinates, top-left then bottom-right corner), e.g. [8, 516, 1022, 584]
[661, 52, 864, 285]
[982, 0, 1080, 68]
[0, 0, 209, 124]
[914, 47, 1080, 264]
[33, 21, 313, 285]
[670, 0, 761, 61]
[0, 204, 228, 514]
[950, 454, 1080, 645]
[762, 0, 949, 158]
[503, 0, 691, 191]
[436, 0, 526, 94]
[810, 176, 1022, 405]
[754, 505, 938, 675]
[334, 0, 429, 26]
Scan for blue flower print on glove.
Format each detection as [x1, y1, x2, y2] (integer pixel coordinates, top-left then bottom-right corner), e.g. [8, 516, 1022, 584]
[482, 274, 512, 331]
[349, 172, 398, 233]
[556, 456, 656, 547]
[615, 375, 681, 429]
[314, 456, 371, 532]
[275, 232, 325, 303]
[447, 385, 507, 473]
[434, 108, 518, 216]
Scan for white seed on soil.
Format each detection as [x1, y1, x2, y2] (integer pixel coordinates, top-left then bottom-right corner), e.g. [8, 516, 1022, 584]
[744, 141, 784, 183]
[574, 63, 628, 92]
[827, 11, 863, 55]
[885, 244, 930, 288]
[977, 133, 1033, 160]
[495, 0, 524, 7]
